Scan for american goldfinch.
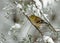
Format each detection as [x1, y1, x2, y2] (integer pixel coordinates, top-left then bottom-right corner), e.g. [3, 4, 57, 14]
[29, 15, 47, 28]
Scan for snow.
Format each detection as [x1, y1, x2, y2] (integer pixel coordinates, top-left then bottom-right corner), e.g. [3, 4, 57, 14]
[43, 35, 54, 43]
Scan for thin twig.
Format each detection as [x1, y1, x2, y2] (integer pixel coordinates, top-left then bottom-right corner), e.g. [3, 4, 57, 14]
[23, 12, 43, 36]
[40, 10, 56, 32]
[40, 10, 58, 40]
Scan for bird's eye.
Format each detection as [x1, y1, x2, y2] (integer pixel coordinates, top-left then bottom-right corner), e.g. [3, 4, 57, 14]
[36, 20, 40, 23]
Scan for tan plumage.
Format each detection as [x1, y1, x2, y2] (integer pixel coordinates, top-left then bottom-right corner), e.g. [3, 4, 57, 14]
[29, 15, 46, 28]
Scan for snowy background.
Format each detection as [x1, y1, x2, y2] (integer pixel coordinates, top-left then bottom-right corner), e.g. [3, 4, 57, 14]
[0, 0, 60, 43]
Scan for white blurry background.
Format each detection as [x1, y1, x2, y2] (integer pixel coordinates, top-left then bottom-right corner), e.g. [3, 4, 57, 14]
[0, 0, 60, 43]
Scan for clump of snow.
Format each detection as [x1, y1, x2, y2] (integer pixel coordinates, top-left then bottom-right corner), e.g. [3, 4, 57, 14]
[33, 0, 42, 9]
[43, 35, 54, 43]
[12, 23, 21, 29]
[42, 0, 55, 8]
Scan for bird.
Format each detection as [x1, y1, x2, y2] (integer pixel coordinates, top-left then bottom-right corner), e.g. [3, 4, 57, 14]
[29, 15, 47, 28]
